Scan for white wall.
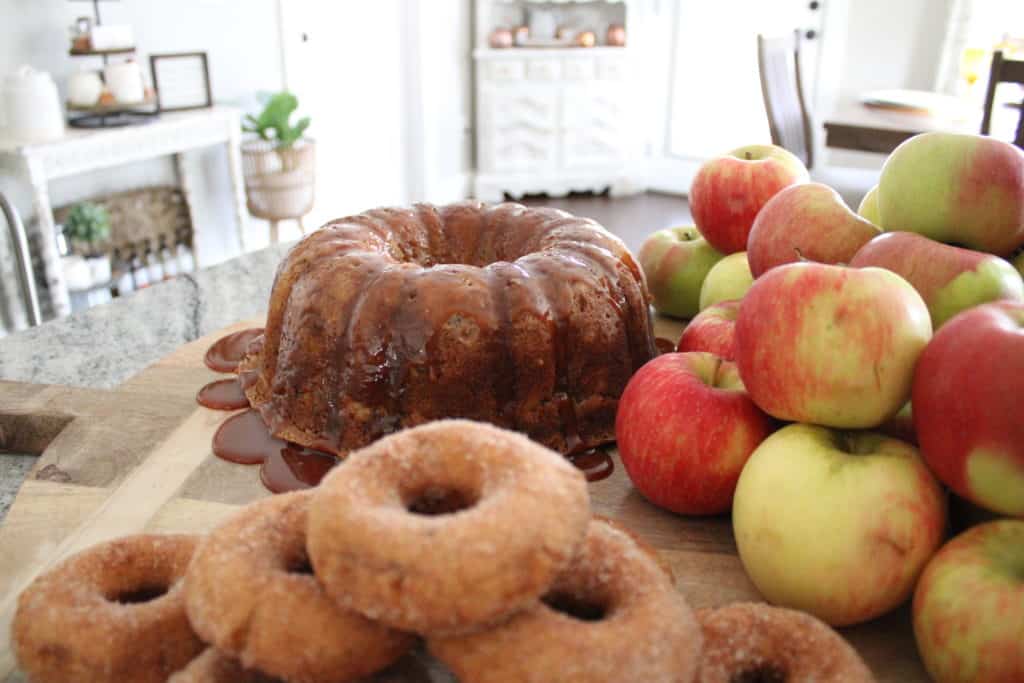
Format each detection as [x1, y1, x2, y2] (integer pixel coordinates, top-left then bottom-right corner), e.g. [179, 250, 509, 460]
[0, 0, 285, 265]
[819, 0, 953, 169]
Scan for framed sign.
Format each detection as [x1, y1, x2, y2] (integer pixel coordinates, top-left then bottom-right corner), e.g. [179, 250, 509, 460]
[149, 52, 212, 112]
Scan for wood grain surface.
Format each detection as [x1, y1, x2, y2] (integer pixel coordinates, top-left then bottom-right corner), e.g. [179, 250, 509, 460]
[0, 316, 928, 681]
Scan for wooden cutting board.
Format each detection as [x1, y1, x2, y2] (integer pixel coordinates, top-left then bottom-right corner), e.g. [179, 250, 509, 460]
[0, 317, 928, 681]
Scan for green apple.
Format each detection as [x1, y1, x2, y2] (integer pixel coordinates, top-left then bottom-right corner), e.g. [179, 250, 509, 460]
[857, 185, 881, 226]
[733, 424, 947, 627]
[913, 520, 1024, 682]
[878, 132, 1024, 255]
[638, 226, 724, 319]
[699, 252, 752, 311]
[850, 231, 1024, 328]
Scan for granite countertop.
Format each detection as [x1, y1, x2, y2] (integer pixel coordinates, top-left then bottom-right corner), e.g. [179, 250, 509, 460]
[0, 243, 292, 521]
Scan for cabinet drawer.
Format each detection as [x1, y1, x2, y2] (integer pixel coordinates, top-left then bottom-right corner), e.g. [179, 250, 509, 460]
[563, 58, 596, 80]
[597, 58, 628, 80]
[484, 129, 557, 172]
[483, 89, 559, 130]
[562, 87, 626, 129]
[561, 127, 625, 169]
[526, 59, 561, 80]
[484, 60, 525, 81]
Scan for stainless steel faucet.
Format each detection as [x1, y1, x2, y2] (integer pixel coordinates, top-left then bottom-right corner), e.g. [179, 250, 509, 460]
[0, 190, 42, 327]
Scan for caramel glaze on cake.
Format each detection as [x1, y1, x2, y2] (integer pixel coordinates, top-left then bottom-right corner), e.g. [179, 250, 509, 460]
[241, 202, 656, 457]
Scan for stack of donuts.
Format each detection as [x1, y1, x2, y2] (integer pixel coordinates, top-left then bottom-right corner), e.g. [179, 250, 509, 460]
[12, 420, 874, 683]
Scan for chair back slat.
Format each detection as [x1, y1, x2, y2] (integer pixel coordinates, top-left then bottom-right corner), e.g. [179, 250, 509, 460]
[981, 50, 1024, 148]
[757, 31, 814, 169]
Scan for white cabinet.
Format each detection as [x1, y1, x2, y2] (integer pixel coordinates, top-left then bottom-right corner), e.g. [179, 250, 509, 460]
[473, 48, 641, 201]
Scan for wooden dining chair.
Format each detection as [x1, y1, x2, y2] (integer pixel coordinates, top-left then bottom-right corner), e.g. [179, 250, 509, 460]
[757, 31, 815, 168]
[981, 51, 1024, 147]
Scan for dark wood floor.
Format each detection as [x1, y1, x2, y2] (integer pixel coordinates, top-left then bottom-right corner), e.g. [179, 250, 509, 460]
[521, 192, 692, 254]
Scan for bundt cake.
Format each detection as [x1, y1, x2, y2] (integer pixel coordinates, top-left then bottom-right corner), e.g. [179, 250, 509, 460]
[241, 202, 656, 456]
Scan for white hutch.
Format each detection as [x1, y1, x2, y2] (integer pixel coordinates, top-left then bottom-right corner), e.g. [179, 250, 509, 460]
[473, 0, 642, 201]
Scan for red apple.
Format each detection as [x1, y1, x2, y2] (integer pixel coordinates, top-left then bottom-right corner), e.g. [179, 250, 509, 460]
[676, 300, 739, 360]
[735, 262, 932, 428]
[615, 352, 773, 515]
[689, 144, 809, 254]
[747, 182, 881, 277]
[851, 231, 1023, 328]
[913, 520, 1024, 682]
[912, 301, 1024, 516]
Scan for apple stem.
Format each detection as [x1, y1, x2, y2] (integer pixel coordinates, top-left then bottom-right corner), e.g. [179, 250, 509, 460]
[744, 151, 753, 160]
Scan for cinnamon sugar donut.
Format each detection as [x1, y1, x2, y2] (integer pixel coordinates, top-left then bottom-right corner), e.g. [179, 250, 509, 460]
[168, 649, 278, 683]
[184, 490, 414, 683]
[13, 534, 203, 683]
[696, 602, 875, 682]
[307, 420, 591, 635]
[428, 519, 703, 682]
[593, 515, 674, 581]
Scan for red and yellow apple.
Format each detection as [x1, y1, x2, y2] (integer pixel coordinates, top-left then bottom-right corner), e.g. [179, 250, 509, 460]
[689, 144, 809, 254]
[912, 301, 1024, 516]
[747, 182, 880, 277]
[733, 423, 947, 626]
[858, 184, 881, 226]
[699, 252, 753, 310]
[851, 231, 1023, 328]
[638, 226, 724, 319]
[878, 132, 1024, 255]
[735, 262, 932, 428]
[676, 300, 739, 360]
[913, 520, 1024, 682]
[615, 351, 773, 515]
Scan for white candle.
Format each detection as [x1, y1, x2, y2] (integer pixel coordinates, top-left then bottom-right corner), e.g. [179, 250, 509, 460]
[104, 61, 144, 104]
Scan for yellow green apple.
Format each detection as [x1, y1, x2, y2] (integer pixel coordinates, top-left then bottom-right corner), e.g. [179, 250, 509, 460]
[850, 231, 1024, 328]
[913, 520, 1024, 682]
[735, 262, 932, 428]
[858, 184, 881, 226]
[733, 424, 947, 626]
[699, 252, 752, 311]
[638, 226, 724, 319]
[878, 132, 1024, 255]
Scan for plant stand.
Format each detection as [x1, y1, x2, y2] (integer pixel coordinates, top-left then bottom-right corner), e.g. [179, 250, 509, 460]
[241, 139, 315, 244]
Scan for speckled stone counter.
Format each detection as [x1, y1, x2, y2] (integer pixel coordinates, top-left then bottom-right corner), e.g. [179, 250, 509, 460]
[0, 243, 292, 520]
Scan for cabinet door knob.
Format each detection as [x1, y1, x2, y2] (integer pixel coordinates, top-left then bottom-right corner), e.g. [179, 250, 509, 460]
[805, 29, 817, 40]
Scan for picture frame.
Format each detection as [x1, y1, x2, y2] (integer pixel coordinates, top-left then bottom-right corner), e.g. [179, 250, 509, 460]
[149, 52, 212, 112]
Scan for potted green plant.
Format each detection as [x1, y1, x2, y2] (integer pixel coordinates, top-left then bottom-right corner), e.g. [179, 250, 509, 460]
[240, 91, 315, 242]
[62, 201, 112, 288]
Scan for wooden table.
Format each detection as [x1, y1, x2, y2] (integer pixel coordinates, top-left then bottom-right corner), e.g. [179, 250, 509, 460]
[823, 96, 1020, 154]
[0, 107, 248, 318]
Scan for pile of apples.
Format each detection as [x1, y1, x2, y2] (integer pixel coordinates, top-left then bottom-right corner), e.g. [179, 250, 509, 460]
[623, 132, 1024, 683]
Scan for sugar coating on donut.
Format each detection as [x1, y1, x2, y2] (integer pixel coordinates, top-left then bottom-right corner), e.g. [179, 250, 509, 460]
[696, 602, 876, 682]
[184, 490, 415, 683]
[428, 519, 703, 683]
[307, 419, 591, 635]
[13, 534, 203, 683]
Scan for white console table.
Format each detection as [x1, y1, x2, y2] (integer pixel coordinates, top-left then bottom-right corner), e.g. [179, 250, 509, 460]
[0, 106, 247, 318]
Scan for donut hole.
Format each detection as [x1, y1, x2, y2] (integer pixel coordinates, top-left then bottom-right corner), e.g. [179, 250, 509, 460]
[541, 591, 608, 622]
[286, 553, 315, 576]
[405, 485, 479, 516]
[109, 584, 168, 605]
[731, 664, 787, 683]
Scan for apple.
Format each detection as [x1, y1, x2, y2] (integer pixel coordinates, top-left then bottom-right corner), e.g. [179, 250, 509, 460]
[878, 132, 1024, 255]
[858, 184, 882, 226]
[638, 226, 724, 319]
[735, 262, 932, 428]
[689, 144, 809, 254]
[676, 300, 739, 360]
[615, 351, 773, 515]
[878, 402, 916, 445]
[733, 423, 947, 626]
[912, 300, 1024, 517]
[747, 182, 881, 277]
[913, 520, 1024, 682]
[699, 252, 753, 310]
[851, 231, 1024, 328]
